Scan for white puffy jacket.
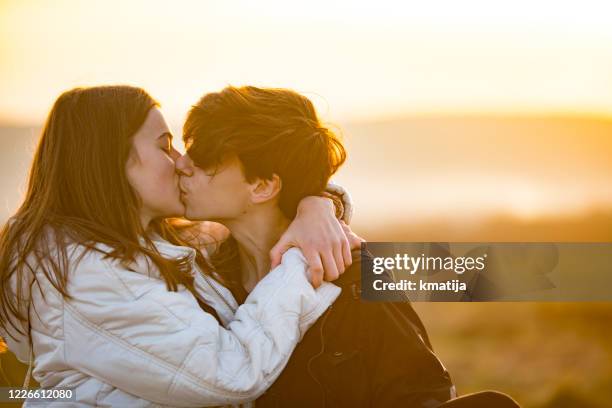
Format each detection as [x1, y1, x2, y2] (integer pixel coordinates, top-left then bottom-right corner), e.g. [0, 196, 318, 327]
[3, 238, 341, 407]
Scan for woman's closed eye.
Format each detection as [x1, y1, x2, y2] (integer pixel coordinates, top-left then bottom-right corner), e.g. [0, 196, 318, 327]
[160, 134, 174, 155]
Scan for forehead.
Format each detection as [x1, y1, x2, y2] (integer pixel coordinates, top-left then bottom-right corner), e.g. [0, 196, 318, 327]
[133, 107, 170, 140]
[189, 152, 245, 178]
[217, 155, 248, 179]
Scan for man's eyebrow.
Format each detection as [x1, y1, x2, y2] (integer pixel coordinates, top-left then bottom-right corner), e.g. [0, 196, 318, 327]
[157, 132, 173, 140]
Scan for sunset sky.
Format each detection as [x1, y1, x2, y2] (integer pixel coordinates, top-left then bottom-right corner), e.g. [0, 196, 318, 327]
[2, 0, 612, 126]
[1, 0, 611, 224]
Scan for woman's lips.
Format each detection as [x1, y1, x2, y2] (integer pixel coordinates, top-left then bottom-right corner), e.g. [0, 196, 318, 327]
[179, 187, 188, 205]
[178, 179, 188, 195]
[178, 182, 188, 204]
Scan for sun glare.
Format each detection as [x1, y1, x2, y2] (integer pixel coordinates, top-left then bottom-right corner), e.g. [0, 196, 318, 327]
[2, 1, 612, 125]
[1, 1, 611, 222]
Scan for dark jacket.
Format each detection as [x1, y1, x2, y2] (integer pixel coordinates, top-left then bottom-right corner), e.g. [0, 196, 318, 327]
[256, 250, 455, 407]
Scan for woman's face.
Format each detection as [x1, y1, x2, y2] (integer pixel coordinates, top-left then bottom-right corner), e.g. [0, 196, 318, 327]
[176, 154, 252, 222]
[126, 107, 184, 226]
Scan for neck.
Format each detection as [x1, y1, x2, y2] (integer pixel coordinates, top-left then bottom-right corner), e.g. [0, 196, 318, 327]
[224, 207, 290, 292]
[140, 213, 152, 232]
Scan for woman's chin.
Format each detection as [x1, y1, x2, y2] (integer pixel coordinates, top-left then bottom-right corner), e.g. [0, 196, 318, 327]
[164, 201, 186, 218]
[183, 206, 208, 222]
[175, 202, 187, 217]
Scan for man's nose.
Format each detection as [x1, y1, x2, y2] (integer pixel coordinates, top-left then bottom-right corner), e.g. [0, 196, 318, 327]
[175, 154, 194, 177]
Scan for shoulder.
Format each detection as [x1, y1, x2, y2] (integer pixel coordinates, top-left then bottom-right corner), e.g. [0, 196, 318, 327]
[64, 247, 144, 301]
[332, 249, 364, 289]
[65, 239, 190, 301]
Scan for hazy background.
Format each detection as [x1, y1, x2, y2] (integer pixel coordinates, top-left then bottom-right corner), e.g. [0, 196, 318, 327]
[1, 1, 612, 407]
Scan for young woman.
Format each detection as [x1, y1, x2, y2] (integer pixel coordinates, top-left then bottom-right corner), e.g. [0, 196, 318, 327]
[176, 85, 521, 408]
[0, 85, 358, 407]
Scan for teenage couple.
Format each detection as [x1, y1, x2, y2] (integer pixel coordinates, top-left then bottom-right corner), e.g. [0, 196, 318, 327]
[0, 85, 519, 407]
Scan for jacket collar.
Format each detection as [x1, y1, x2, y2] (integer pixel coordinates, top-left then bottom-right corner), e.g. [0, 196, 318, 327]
[148, 234, 197, 260]
[118, 235, 198, 280]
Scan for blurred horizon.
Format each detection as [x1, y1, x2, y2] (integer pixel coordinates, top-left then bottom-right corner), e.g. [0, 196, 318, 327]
[2, 113, 612, 234]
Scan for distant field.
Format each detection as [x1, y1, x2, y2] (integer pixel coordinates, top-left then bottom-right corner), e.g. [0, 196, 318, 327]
[415, 302, 612, 408]
[358, 216, 612, 408]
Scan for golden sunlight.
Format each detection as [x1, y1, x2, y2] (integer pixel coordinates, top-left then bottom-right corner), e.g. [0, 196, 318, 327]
[1, 0, 611, 225]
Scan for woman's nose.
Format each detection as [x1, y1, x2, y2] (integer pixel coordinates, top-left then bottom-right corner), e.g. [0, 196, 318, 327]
[175, 154, 194, 177]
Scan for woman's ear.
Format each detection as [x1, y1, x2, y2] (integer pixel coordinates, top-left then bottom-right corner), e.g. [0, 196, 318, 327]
[250, 174, 282, 204]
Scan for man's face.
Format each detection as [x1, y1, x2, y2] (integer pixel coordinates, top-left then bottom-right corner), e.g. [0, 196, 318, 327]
[175, 153, 252, 222]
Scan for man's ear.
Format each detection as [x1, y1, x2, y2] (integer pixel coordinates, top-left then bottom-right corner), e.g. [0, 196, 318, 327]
[250, 174, 282, 204]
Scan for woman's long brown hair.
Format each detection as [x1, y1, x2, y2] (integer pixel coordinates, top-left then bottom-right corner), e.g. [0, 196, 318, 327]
[0, 86, 207, 340]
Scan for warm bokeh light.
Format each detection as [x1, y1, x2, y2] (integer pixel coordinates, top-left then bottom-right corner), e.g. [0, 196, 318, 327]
[334, 116, 612, 226]
[2, 3, 612, 407]
[1, 1, 612, 224]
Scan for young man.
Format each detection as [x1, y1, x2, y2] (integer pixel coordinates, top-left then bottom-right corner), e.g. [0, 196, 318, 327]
[177, 86, 518, 407]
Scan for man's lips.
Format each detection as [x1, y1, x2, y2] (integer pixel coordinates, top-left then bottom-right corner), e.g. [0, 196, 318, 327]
[178, 185, 188, 205]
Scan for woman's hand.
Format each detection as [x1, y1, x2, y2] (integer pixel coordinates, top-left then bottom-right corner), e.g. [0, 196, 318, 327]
[270, 196, 351, 288]
[340, 220, 365, 250]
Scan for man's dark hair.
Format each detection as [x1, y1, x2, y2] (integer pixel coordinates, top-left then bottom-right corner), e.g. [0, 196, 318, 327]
[183, 85, 346, 219]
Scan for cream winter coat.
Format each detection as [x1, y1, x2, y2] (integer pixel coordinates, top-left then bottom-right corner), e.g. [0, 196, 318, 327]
[3, 237, 340, 407]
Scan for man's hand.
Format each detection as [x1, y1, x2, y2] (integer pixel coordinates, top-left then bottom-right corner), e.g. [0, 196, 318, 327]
[270, 196, 351, 288]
